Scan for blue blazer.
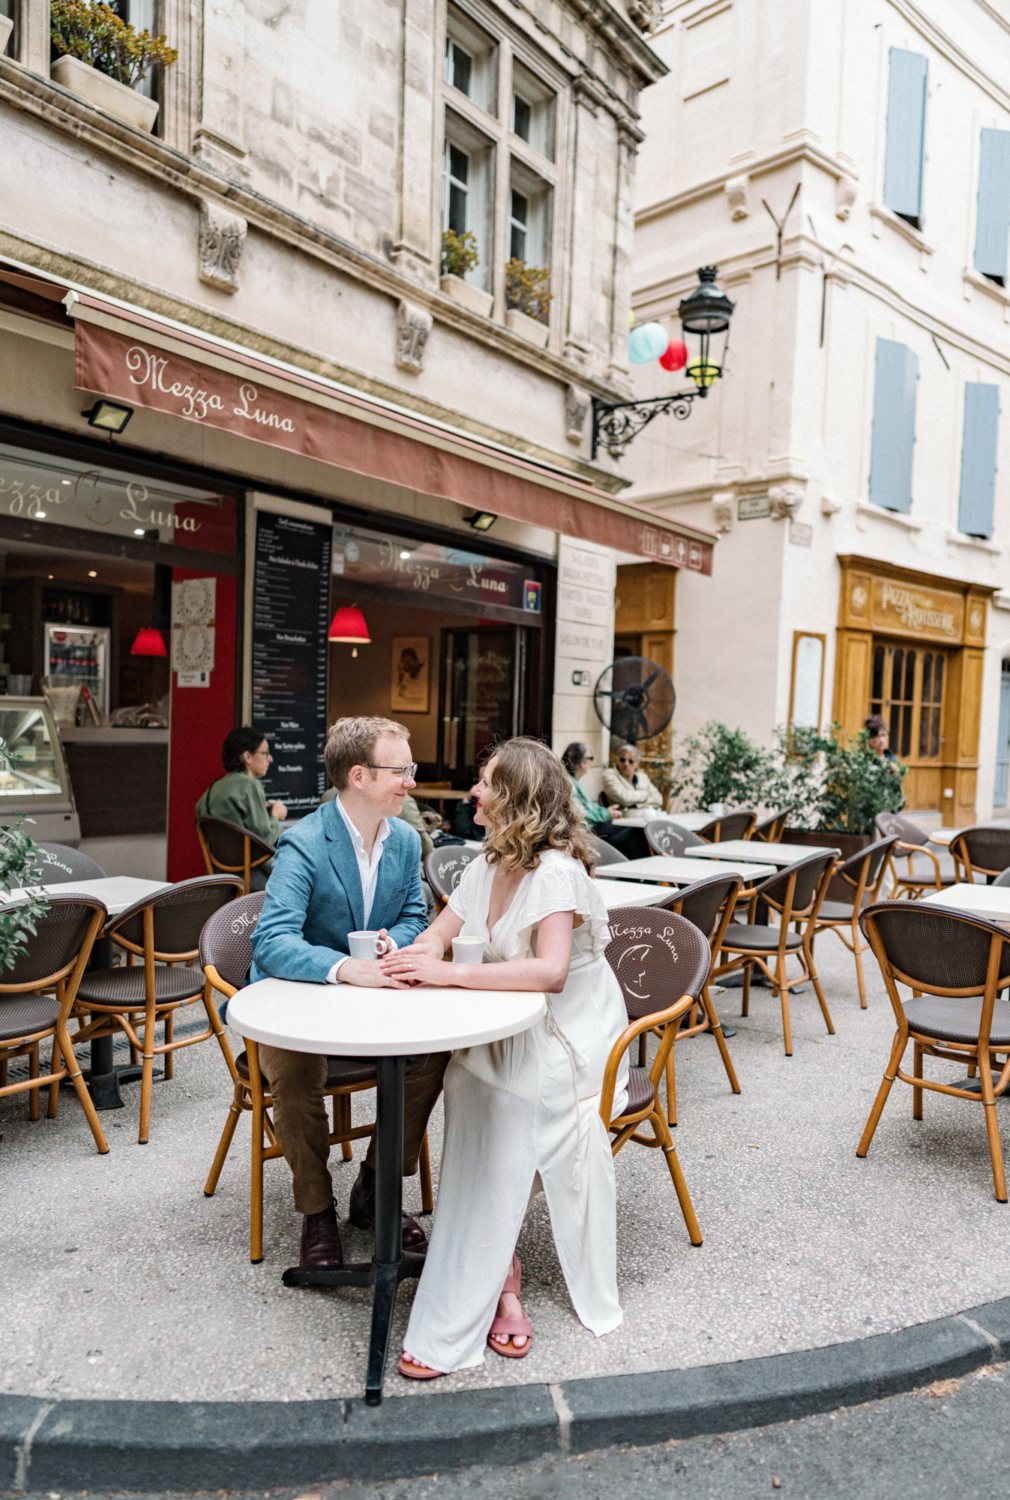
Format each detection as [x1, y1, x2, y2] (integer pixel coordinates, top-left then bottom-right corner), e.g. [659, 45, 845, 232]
[249, 800, 427, 984]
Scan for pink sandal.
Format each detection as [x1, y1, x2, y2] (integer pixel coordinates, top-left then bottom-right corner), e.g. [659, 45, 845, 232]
[487, 1253, 532, 1359]
[398, 1353, 443, 1381]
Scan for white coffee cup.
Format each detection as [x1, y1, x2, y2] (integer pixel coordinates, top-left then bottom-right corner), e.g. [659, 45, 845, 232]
[451, 936, 485, 964]
[348, 930, 383, 960]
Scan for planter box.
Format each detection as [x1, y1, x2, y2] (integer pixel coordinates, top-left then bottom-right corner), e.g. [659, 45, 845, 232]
[440, 274, 493, 318]
[784, 828, 873, 903]
[0, 16, 13, 55]
[51, 54, 160, 133]
[505, 306, 549, 349]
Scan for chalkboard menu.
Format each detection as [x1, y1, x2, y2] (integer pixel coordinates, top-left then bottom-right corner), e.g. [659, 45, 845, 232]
[251, 510, 331, 813]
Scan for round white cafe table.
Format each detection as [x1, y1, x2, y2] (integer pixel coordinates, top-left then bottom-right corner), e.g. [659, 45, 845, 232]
[227, 978, 545, 1405]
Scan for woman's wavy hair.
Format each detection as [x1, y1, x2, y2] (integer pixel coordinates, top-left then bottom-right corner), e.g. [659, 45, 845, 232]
[480, 737, 595, 875]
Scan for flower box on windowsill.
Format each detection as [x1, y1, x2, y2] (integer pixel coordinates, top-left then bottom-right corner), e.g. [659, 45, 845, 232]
[440, 275, 493, 318]
[51, 54, 159, 133]
[505, 307, 549, 349]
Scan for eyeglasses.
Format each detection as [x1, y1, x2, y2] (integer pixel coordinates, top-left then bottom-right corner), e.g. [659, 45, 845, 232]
[368, 762, 418, 781]
[617, 755, 637, 763]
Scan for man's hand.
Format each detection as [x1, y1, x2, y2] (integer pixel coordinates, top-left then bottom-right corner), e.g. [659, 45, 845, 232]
[269, 800, 288, 821]
[338, 958, 408, 988]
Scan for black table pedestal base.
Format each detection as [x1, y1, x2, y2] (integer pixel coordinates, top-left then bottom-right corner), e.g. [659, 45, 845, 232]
[280, 1056, 411, 1405]
[83, 1063, 144, 1111]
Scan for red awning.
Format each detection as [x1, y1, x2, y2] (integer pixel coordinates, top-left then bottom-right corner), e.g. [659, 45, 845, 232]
[2, 264, 717, 572]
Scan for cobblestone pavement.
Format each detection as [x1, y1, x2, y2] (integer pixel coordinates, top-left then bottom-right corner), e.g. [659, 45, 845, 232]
[3, 931, 1010, 1403]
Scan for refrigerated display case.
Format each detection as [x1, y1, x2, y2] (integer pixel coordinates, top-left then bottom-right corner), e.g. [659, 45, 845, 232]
[0, 697, 80, 844]
[43, 624, 111, 716]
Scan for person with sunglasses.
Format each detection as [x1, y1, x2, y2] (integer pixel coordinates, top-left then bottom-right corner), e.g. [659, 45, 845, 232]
[561, 741, 649, 859]
[600, 743, 663, 813]
[249, 716, 448, 1274]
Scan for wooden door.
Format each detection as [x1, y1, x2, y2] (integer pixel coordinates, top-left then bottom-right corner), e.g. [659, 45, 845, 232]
[869, 642, 947, 809]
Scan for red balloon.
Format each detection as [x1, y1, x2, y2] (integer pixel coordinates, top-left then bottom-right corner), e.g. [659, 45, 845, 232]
[659, 339, 688, 372]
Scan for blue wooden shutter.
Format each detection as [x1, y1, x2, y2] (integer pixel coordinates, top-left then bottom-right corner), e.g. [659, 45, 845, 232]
[996, 668, 1010, 806]
[883, 49, 928, 221]
[958, 382, 1000, 537]
[975, 129, 1010, 281]
[869, 339, 918, 513]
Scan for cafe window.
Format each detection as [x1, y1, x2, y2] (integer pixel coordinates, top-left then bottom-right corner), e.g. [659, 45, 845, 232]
[869, 643, 946, 760]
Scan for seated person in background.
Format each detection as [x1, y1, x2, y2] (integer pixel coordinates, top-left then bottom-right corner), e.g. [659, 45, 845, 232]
[561, 741, 649, 860]
[196, 726, 287, 886]
[320, 785, 434, 860]
[249, 715, 447, 1270]
[601, 744, 663, 813]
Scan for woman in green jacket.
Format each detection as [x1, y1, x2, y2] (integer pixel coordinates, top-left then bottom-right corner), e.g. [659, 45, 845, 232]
[560, 742, 648, 859]
[196, 727, 287, 884]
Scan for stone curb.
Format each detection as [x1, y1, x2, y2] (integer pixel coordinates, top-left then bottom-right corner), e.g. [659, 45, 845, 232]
[3, 1298, 1009, 1490]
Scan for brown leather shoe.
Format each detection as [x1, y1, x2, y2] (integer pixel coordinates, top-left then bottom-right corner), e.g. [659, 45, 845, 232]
[349, 1164, 428, 1251]
[300, 1201, 343, 1268]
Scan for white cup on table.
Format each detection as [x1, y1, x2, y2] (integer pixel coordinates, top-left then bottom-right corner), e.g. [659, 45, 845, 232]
[451, 936, 485, 964]
[348, 930, 386, 960]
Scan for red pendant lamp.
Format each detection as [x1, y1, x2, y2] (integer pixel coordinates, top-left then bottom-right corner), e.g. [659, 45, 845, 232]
[130, 627, 167, 657]
[328, 604, 370, 658]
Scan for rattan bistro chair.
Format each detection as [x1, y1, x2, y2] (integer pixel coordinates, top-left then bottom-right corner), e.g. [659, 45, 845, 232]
[813, 835, 898, 1009]
[696, 810, 756, 843]
[72, 875, 244, 1144]
[196, 816, 275, 895]
[30, 843, 107, 883]
[875, 812, 956, 899]
[950, 827, 1010, 886]
[0, 897, 108, 1150]
[857, 902, 1010, 1201]
[201, 894, 434, 1262]
[717, 851, 837, 1055]
[644, 821, 704, 858]
[587, 833, 629, 867]
[600, 909, 711, 1245]
[752, 807, 792, 843]
[424, 845, 480, 910]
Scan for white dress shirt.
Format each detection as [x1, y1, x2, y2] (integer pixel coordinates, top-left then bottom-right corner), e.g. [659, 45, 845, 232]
[326, 795, 393, 983]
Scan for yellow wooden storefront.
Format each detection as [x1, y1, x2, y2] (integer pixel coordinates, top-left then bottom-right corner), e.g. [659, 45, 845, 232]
[833, 556, 993, 825]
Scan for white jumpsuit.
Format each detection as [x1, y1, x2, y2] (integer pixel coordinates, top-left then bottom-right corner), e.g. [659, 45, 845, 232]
[402, 849, 629, 1374]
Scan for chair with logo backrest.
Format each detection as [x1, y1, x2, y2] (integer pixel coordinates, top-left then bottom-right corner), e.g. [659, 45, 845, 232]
[949, 827, 1010, 886]
[600, 908, 712, 1245]
[752, 807, 793, 844]
[644, 821, 704, 858]
[857, 901, 1010, 1201]
[715, 851, 838, 1056]
[200, 893, 434, 1262]
[72, 875, 244, 1144]
[196, 815, 275, 895]
[696, 810, 757, 843]
[874, 812, 956, 899]
[0, 896, 108, 1149]
[586, 833, 628, 867]
[812, 835, 899, 1009]
[424, 845, 480, 910]
[29, 843, 107, 883]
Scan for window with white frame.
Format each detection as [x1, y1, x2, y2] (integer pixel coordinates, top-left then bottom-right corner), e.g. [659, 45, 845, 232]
[444, 8, 497, 115]
[0, 0, 17, 58]
[441, 115, 493, 290]
[511, 60, 555, 161]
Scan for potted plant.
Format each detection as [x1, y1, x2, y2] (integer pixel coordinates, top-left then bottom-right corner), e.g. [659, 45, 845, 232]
[50, 0, 177, 133]
[440, 229, 493, 318]
[504, 258, 551, 348]
[777, 724, 907, 878]
[0, 739, 49, 974]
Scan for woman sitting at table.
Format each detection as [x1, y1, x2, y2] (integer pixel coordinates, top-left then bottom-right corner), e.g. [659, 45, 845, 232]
[195, 727, 286, 887]
[383, 737, 629, 1379]
[562, 741, 649, 860]
[601, 743, 663, 813]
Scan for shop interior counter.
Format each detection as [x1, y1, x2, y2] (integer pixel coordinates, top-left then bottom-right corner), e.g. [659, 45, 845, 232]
[59, 726, 168, 839]
[0, 696, 80, 844]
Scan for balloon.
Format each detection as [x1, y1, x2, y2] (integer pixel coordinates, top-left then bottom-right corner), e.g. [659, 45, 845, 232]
[659, 338, 688, 372]
[628, 321, 669, 364]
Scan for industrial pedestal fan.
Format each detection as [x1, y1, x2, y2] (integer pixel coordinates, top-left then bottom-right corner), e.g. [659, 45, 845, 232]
[593, 657, 675, 743]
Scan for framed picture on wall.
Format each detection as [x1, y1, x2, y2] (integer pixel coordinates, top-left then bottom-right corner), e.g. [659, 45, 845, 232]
[391, 636, 430, 713]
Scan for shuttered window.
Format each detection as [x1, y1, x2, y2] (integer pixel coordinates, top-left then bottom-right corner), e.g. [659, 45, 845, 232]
[883, 48, 928, 226]
[975, 129, 1010, 285]
[958, 382, 1000, 538]
[869, 338, 918, 513]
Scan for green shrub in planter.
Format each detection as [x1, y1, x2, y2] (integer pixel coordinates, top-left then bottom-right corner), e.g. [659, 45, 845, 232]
[441, 229, 480, 279]
[51, 0, 177, 89]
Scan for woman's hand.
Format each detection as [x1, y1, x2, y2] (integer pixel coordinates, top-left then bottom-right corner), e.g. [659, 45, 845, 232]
[381, 945, 449, 986]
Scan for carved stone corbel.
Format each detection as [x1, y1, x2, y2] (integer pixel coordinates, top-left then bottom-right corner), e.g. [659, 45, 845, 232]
[565, 384, 590, 444]
[836, 175, 857, 221]
[821, 494, 843, 515]
[711, 490, 736, 534]
[396, 300, 433, 374]
[725, 174, 750, 221]
[198, 200, 247, 293]
[768, 481, 805, 520]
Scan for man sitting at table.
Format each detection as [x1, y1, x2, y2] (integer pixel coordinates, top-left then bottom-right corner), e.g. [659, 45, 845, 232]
[250, 716, 448, 1271]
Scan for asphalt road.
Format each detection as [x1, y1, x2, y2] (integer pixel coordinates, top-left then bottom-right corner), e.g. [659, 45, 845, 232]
[9, 1361, 1010, 1500]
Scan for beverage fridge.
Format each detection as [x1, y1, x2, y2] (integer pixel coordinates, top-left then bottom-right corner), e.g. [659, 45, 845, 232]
[43, 624, 111, 716]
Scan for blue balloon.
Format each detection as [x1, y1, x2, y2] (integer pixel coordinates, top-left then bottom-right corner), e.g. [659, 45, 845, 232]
[628, 322, 669, 364]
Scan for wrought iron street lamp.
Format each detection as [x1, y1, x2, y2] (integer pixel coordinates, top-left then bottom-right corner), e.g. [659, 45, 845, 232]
[591, 266, 735, 460]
